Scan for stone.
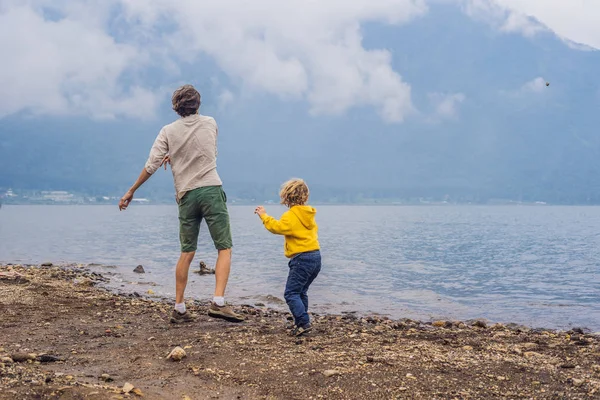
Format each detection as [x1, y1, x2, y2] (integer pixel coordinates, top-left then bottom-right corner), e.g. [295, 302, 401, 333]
[132, 388, 144, 396]
[463, 345, 474, 351]
[37, 354, 62, 363]
[167, 346, 186, 361]
[569, 378, 585, 387]
[0, 356, 14, 364]
[101, 373, 113, 382]
[323, 369, 341, 377]
[524, 351, 542, 359]
[195, 261, 215, 275]
[11, 353, 36, 362]
[521, 343, 538, 350]
[133, 265, 145, 274]
[41, 262, 53, 267]
[123, 382, 135, 393]
[471, 320, 487, 329]
[432, 320, 446, 328]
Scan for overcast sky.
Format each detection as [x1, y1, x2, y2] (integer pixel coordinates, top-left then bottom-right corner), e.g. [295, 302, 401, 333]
[1, 0, 598, 122]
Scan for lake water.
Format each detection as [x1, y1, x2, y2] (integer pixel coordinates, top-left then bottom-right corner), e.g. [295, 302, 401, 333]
[1, 205, 599, 331]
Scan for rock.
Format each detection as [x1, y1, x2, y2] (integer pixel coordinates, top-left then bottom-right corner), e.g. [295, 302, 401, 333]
[462, 345, 474, 351]
[432, 320, 446, 327]
[470, 319, 488, 329]
[560, 364, 577, 369]
[521, 343, 538, 350]
[568, 378, 585, 387]
[195, 261, 215, 275]
[323, 369, 341, 377]
[167, 346, 186, 361]
[132, 388, 144, 397]
[147, 289, 155, 295]
[255, 303, 266, 307]
[133, 265, 145, 273]
[41, 262, 53, 267]
[11, 353, 36, 362]
[123, 382, 135, 393]
[75, 278, 94, 287]
[0, 356, 14, 364]
[37, 354, 62, 363]
[524, 351, 542, 359]
[571, 327, 589, 335]
[100, 373, 113, 382]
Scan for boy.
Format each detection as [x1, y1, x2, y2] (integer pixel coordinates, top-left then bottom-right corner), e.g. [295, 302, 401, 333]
[255, 179, 321, 336]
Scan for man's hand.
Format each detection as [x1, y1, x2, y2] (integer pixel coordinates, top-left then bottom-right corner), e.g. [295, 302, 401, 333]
[254, 206, 266, 217]
[119, 190, 134, 211]
[160, 155, 171, 170]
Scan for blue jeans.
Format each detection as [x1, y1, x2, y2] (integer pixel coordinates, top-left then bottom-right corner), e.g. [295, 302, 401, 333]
[284, 250, 321, 328]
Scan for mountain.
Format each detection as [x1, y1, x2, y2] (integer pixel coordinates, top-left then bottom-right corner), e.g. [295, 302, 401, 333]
[1, 3, 599, 203]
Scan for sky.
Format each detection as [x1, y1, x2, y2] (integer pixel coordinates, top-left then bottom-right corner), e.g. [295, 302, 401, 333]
[1, 0, 599, 123]
[1, 0, 600, 202]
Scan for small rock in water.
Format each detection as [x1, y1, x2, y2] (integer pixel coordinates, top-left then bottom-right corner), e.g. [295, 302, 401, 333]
[195, 261, 215, 275]
[323, 369, 341, 377]
[41, 262, 53, 267]
[133, 265, 145, 274]
[167, 346, 187, 361]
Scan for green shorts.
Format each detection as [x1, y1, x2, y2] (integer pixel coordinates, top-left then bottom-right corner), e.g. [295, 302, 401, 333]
[178, 186, 232, 253]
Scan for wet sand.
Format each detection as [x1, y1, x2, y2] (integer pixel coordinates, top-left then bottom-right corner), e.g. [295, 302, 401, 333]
[1, 263, 599, 399]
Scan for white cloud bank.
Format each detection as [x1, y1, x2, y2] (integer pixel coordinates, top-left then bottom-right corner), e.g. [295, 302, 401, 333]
[428, 92, 466, 120]
[0, 0, 599, 121]
[0, 0, 427, 121]
[462, 0, 600, 49]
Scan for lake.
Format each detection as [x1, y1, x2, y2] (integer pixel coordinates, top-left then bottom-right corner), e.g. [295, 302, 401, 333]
[1, 205, 599, 331]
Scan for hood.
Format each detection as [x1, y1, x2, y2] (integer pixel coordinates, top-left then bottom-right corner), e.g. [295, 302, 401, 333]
[290, 206, 317, 229]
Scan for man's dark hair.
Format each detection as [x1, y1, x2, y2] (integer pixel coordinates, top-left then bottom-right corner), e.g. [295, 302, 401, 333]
[172, 85, 201, 117]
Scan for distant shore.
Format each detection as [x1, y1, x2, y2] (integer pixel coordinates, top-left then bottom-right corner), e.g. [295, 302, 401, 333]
[1, 263, 599, 399]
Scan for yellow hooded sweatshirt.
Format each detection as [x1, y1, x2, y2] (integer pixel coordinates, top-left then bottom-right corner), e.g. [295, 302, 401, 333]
[260, 205, 320, 258]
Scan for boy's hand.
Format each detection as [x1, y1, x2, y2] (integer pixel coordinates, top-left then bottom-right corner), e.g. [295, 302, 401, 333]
[254, 206, 266, 217]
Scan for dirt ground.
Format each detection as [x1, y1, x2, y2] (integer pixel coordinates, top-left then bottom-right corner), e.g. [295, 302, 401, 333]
[1, 263, 600, 400]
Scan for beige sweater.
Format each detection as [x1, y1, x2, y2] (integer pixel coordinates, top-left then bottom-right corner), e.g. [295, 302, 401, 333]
[145, 114, 222, 201]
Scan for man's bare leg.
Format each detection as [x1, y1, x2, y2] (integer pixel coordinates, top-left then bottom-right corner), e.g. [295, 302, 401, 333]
[214, 248, 231, 297]
[208, 248, 244, 322]
[175, 251, 196, 304]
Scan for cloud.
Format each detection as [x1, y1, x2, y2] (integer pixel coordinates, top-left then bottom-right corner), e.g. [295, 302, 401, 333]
[521, 77, 547, 94]
[0, 2, 159, 119]
[0, 0, 427, 122]
[428, 92, 466, 120]
[461, 0, 600, 49]
[217, 90, 235, 112]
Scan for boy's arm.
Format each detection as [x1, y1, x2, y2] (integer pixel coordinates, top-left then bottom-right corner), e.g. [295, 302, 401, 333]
[260, 212, 294, 235]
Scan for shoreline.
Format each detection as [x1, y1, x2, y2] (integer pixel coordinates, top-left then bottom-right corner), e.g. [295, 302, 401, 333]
[1, 263, 600, 399]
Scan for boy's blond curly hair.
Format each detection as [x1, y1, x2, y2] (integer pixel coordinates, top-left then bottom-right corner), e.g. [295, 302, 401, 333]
[280, 179, 309, 207]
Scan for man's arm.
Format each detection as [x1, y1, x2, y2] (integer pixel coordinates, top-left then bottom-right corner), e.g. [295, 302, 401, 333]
[118, 168, 152, 210]
[119, 129, 168, 211]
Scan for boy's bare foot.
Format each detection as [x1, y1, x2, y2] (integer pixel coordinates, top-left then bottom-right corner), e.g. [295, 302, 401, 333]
[208, 302, 245, 323]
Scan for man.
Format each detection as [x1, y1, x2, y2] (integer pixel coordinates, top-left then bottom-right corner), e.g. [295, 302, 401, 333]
[119, 84, 244, 324]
